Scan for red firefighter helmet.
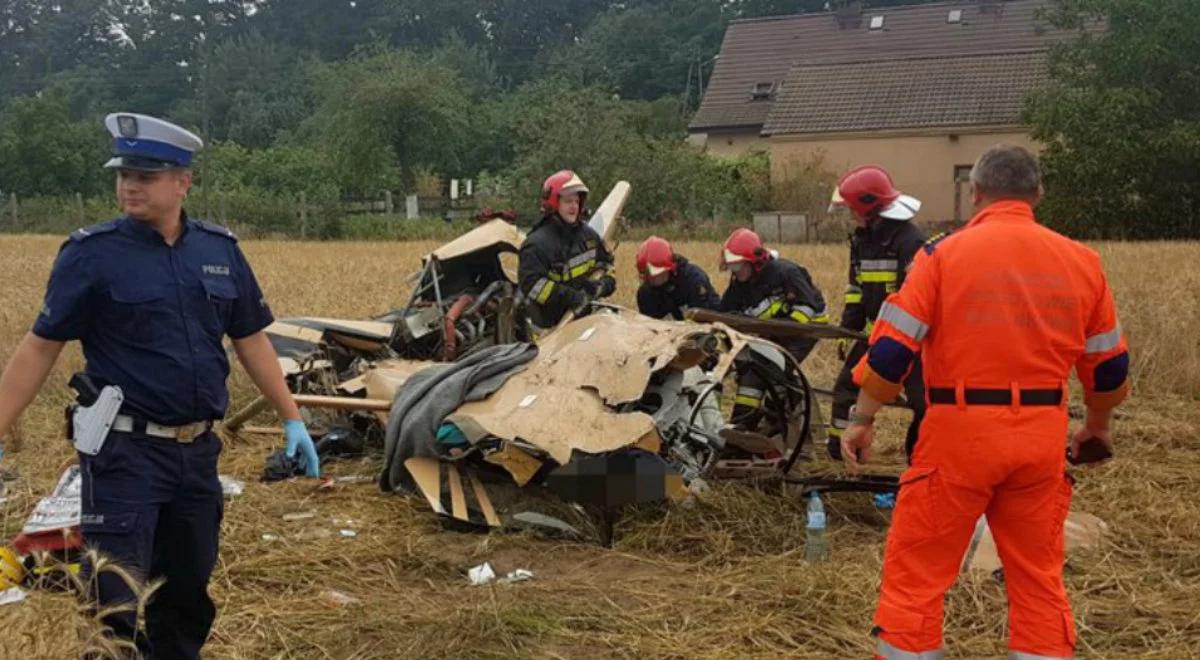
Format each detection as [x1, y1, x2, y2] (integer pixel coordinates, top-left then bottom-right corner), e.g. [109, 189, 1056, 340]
[540, 169, 590, 213]
[830, 165, 921, 221]
[636, 236, 677, 280]
[720, 228, 769, 271]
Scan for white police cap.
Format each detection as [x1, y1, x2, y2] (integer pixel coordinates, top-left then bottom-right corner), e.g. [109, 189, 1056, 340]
[103, 113, 204, 171]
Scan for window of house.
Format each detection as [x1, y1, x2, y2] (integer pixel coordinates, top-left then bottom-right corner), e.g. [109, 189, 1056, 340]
[751, 81, 775, 100]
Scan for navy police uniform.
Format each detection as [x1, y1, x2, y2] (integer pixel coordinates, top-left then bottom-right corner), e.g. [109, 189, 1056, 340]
[518, 212, 613, 331]
[828, 219, 930, 462]
[719, 256, 828, 417]
[31, 113, 273, 659]
[636, 256, 719, 321]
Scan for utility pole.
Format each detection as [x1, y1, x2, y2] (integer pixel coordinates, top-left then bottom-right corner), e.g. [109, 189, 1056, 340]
[683, 59, 694, 116]
[199, 11, 211, 219]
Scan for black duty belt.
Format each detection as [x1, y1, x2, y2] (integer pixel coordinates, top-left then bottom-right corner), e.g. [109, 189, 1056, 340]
[928, 388, 1063, 407]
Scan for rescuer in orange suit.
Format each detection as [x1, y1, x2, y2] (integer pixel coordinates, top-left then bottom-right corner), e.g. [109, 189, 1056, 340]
[840, 145, 1130, 659]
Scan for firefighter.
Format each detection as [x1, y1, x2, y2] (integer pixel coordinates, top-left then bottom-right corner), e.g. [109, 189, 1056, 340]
[518, 170, 615, 333]
[840, 145, 1130, 658]
[635, 236, 719, 320]
[827, 165, 928, 462]
[718, 228, 828, 417]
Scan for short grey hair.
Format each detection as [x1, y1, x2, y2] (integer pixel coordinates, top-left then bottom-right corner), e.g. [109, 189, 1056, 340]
[970, 145, 1041, 200]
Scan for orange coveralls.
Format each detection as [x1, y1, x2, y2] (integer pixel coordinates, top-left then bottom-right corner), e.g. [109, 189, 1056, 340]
[854, 201, 1130, 658]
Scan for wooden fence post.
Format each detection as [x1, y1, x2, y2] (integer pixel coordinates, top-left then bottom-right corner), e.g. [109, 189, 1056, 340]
[299, 191, 308, 239]
[384, 190, 395, 235]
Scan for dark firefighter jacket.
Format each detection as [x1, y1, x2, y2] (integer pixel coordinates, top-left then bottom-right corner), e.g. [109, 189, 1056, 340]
[841, 219, 927, 332]
[518, 213, 613, 328]
[636, 256, 719, 320]
[719, 257, 829, 324]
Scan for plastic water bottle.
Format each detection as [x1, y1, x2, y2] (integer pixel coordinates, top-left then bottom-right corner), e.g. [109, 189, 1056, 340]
[806, 491, 828, 561]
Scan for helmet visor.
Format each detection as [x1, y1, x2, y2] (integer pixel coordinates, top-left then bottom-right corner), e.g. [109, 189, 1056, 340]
[878, 194, 921, 221]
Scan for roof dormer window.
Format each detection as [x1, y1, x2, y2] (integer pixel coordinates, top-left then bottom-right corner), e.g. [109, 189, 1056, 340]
[869, 15, 885, 30]
[751, 81, 775, 100]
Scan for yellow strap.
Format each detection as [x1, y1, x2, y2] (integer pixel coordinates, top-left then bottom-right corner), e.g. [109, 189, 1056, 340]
[734, 395, 762, 408]
[757, 300, 785, 320]
[859, 271, 898, 283]
[534, 279, 555, 304]
[566, 260, 595, 281]
[845, 292, 863, 304]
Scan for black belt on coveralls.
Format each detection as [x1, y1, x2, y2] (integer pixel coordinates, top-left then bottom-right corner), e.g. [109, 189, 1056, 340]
[927, 388, 1063, 406]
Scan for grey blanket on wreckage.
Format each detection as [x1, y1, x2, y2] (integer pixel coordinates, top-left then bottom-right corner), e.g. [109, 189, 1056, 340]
[380, 342, 538, 493]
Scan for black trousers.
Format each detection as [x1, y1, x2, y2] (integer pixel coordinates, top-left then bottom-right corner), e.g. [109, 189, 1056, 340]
[80, 430, 223, 659]
[828, 340, 926, 463]
[732, 338, 817, 435]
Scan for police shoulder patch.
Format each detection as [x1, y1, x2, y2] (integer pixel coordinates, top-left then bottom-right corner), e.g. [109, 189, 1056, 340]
[68, 219, 119, 242]
[195, 220, 238, 241]
[922, 231, 952, 255]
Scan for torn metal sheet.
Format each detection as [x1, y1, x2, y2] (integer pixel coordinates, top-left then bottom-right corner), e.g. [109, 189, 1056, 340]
[404, 458, 502, 529]
[363, 360, 438, 401]
[442, 310, 748, 465]
[363, 359, 439, 423]
[482, 443, 544, 487]
[428, 218, 525, 262]
[509, 512, 583, 538]
[587, 181, 630, 250]
[288, 318, 394, 342]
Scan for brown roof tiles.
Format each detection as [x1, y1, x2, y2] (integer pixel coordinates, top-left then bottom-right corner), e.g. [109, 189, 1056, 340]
[762, 49, 1049, 135]
[690, 0, 1070, 133]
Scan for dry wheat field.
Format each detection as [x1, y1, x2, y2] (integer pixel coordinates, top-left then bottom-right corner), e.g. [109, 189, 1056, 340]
[0, 235, 1196, 659]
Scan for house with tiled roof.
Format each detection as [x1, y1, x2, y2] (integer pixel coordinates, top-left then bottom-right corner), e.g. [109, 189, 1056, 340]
[689, 0, 1081, 224]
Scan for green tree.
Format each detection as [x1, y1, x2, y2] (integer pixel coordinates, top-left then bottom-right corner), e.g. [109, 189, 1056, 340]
[476, 0, 614, 87]
[303, 48, 476, 193]
[561, 0, 726, 101]
[0, 0, 113, 99]
[504, 77, 743, 222]
[171, 31, 312, 148]
[1026, 0, 1200, 239]
[0, 93, 109, 197]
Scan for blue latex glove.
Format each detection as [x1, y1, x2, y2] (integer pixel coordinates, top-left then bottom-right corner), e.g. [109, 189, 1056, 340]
[283, 419, 320, 477]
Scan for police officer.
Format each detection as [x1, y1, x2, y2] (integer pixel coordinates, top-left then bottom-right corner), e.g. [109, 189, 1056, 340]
[841, 146, 1129, 658]
[518, 170, 615, 333]
[718, 228, 828, 417]
[0, 113, 320, 658]
[635, 236, 719, 320]
[826, 165, 927, 462]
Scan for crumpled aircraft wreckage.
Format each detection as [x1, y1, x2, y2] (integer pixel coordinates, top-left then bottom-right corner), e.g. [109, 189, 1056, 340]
[226, 182, 886, 541]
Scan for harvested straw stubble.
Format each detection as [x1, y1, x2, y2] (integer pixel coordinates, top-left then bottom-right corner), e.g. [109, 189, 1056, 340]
[0, 236, 1195, 658]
